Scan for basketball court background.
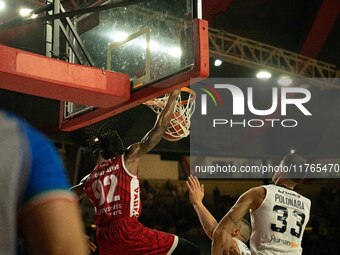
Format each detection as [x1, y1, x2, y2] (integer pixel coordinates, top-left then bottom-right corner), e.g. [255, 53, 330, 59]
[0, 0, 339, 254]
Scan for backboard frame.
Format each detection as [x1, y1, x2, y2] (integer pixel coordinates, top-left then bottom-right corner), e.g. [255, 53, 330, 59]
[59, 18, 209, 131]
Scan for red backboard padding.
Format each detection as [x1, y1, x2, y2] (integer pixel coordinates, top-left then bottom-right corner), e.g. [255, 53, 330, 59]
[0, 44, 130, 108]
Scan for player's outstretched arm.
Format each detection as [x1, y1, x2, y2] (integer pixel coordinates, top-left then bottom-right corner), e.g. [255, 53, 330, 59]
[69, 174, 90, 200]
[211, 187, 264, 255]
[69, 183, 86, 199]
[186, 175, 218, 239]
[125, 90, 180, 172]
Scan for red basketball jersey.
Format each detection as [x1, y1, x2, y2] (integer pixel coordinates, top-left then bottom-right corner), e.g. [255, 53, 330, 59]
[84, 154, 141, 225]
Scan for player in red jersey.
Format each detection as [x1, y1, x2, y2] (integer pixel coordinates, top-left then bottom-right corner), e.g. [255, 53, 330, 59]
[71, 90, 201, 255]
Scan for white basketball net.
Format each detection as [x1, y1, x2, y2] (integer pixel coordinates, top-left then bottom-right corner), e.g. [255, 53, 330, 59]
[144, 88, 196, 141]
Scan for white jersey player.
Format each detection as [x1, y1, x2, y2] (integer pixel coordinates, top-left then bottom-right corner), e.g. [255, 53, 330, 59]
[250, 184, 310, 254]
[234, 238, 251, 255]
[212, 153, 311, 255]
[186, 175, 251, 255]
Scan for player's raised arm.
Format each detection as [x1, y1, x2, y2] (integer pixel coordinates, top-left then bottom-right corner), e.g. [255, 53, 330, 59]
[187, 175, 219, 239]
[211, 187, 264, 255]
[124, 90, 180, 171]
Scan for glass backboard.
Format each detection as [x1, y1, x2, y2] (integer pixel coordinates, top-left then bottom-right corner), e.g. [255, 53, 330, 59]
[60, 0, 208, 131]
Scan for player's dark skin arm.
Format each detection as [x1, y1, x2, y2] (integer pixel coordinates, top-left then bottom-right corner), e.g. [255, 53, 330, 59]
[124, 89, 180, 175]
[69, 90, 179, 193]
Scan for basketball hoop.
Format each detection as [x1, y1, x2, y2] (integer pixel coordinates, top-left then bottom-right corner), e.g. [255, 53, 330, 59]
[144, 87, 196, 141]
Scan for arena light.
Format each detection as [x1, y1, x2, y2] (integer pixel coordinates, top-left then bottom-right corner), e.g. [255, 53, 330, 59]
[19, 8, 32, 17]
[214, 59, 222, 67]
[168, 47, 182, 58]
[110, 32, 129, 42]
[256, 70, 272, 80]
[0, 1, 6, 11]
[19, 8, 37, 18]
[139, 39, 160, 51]
[149, 40, 159, 51]
[106, 30, 181, 58]
[278, 76, 293, 86]
[290, 148, 296, 154]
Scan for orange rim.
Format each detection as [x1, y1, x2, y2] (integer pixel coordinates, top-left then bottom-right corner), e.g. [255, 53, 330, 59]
[144, 86, 196, 106]
[179, 87, 196, 106]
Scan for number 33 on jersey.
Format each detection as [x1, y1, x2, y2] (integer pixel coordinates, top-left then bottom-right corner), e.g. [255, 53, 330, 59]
[251, 185, 311, 255]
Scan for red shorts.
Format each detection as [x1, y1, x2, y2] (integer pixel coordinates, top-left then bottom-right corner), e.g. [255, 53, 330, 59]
[96, 218, 178, 255]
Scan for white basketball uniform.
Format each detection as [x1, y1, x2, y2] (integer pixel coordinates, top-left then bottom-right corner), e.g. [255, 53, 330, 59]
[250, 185, 311, 255]
[234, 238, 251, 255]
